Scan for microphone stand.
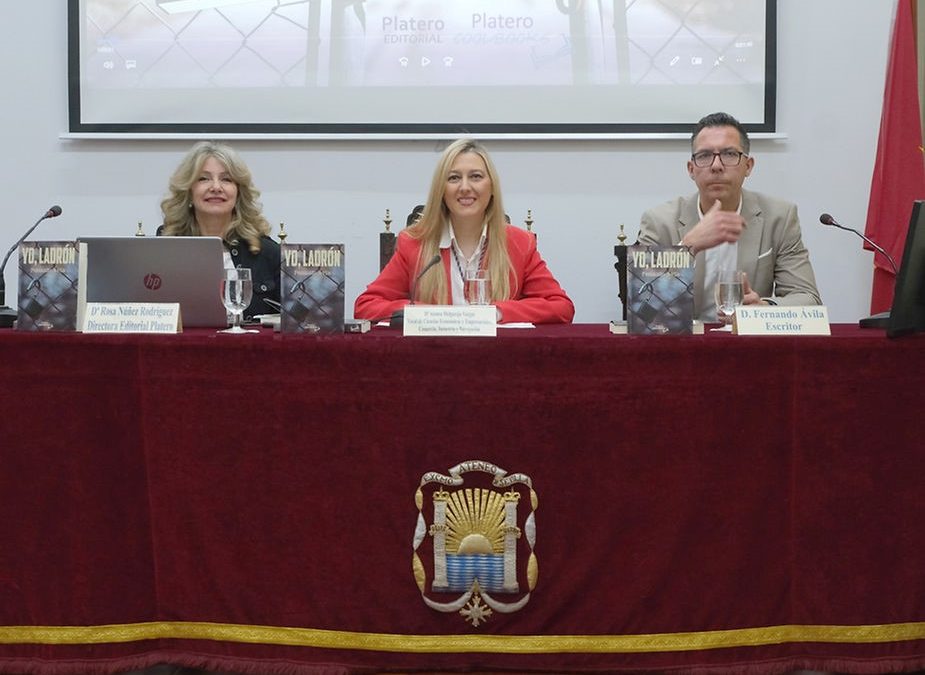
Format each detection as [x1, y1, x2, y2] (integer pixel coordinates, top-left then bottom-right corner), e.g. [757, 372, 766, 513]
[389, 253, 443, 328]
[819, 214, 897, 329]
[854, 227, 896, 328]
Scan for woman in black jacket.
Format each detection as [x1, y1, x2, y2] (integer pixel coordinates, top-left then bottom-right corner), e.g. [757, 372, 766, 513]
[159, 141, 280, 321]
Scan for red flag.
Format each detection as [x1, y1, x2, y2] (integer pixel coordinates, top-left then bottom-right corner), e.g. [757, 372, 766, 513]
[865, 0, 925, 314]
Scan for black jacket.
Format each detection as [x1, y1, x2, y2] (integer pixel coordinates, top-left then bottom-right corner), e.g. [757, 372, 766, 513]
[228, 236, 281, 320]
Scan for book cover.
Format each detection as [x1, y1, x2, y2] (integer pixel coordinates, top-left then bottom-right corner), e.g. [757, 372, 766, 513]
[280, 243, 345, 334]
[16, 241, 81, 331]
[626, 245, 694, 335]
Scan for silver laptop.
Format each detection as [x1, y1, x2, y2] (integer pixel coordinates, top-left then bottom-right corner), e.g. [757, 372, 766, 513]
[79, 236, 228, 328]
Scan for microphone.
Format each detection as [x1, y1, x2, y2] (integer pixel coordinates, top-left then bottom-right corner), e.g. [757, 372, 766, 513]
[819, 213, 898, 274]
[409, 253, 442, 306]
[819, 212, 896, 329]
[389, 253, 443, 327]
[0, 205, 63, 328]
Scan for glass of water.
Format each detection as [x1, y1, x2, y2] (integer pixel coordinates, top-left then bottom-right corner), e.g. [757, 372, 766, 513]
[219, 267, 253, 334]
[714, 269, 744, 326]
[464, 269, 492, 305]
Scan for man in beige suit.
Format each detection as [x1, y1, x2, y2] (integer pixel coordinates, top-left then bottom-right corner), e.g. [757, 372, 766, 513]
[639, 112, 821, 321]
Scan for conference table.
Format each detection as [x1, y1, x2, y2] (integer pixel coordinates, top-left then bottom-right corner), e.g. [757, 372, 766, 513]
[0, 324, 923, 674]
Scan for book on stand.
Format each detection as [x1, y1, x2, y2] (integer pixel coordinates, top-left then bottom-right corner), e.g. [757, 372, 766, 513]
[626, 245, 695, 335]
[16, 241, 81, 331]
[280, 243, 345, 334]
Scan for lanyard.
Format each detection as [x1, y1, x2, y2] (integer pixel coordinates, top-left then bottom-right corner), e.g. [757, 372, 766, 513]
[450, 239, 486, 283]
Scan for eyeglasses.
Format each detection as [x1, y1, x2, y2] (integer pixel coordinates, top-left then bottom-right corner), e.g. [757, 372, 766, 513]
[691, 149, 747, 168]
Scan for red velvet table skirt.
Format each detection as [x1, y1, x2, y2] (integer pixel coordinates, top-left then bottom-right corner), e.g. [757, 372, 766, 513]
[0, 325, 923, 674]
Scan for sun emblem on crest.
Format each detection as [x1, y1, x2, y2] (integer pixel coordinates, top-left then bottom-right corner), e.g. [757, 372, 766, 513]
[412, 461, 537, 627]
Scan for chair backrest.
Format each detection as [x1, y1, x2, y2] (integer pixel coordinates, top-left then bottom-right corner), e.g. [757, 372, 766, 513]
[406, 204, 425, 228]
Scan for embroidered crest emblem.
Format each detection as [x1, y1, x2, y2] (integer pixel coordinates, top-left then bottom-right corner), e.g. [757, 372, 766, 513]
[412, 460, 537, 627]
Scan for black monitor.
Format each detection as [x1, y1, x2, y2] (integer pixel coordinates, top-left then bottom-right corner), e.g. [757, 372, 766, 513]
[887, 200, 925, 338]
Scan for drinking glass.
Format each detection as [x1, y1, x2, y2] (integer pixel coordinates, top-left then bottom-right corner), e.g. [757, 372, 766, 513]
[714, 269, 744, 326]
[219, 267, 253, 334]
[464, 269, 491, 305]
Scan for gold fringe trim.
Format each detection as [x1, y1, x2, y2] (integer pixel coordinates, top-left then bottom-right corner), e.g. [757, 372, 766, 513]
[0, 622, 923, 653]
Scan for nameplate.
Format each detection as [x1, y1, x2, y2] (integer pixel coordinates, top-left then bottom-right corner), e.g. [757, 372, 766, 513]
[82, 303, 182, 333]
[403, 305, 497, 337]
[734, 305, 831, 336]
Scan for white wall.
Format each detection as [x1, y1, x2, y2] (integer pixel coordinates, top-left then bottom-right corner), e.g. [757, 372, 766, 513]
[0, 2, 893, 323]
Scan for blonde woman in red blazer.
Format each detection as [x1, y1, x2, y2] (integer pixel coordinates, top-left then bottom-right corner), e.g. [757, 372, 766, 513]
[354, 139, 574, 324]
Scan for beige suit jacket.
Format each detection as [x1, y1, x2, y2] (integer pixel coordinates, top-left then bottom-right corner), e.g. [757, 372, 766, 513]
[639, 190, 821, 319]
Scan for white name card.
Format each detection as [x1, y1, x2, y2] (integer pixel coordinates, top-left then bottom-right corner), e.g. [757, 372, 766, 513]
[403, 304, 497, 337]
[734, 305, 831, 336]
[82, 302, 182, 334]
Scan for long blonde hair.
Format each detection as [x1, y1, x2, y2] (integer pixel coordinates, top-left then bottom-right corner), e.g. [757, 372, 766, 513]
[409, 139, 514, 304]
[160, 141, 270, 254]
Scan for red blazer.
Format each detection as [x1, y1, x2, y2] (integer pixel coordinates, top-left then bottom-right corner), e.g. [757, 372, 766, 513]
[354, 226, 575, 324]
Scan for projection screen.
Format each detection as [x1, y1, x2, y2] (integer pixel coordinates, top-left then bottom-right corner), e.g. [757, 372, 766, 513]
[68, 0, 776, 137]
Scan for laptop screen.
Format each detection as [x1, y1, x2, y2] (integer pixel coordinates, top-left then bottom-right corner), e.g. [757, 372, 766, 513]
[79, 236, 227, 328]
